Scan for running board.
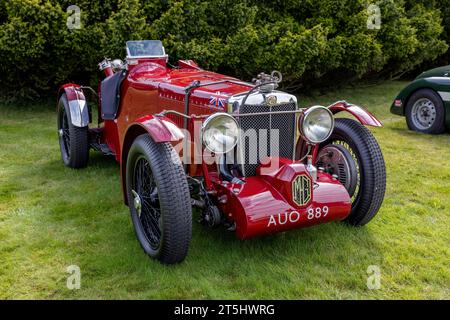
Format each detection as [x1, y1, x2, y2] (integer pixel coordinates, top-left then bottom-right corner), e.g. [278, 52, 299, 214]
[90, 142, 115, 156]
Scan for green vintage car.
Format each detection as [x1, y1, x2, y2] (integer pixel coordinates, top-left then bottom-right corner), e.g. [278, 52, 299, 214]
[391, 65, 450, 134]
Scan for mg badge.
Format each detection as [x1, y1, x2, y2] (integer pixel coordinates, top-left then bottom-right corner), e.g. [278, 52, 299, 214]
[292, 174, 311, 206]
[266, 95, 277, 106]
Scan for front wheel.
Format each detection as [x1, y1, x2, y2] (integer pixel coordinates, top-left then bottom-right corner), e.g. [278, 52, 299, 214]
[317, 118, 386, 226]
[126, 134, 192, 264]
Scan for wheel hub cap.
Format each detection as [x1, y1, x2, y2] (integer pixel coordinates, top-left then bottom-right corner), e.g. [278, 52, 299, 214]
[131, 189, 142, 216]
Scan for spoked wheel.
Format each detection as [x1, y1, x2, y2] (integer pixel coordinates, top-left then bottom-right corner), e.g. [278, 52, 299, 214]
[126, 134, 192, 264]
[131, 157, 162, 251]
[405, 89, 445, 134]
[318, 118, 386, 226]
[59, 107, 71, 155]
[57, 94, 89, 168]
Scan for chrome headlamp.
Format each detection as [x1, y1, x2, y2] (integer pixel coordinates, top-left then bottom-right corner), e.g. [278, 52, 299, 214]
[300, 106, 334, 144]
[202, 113, 239, 154]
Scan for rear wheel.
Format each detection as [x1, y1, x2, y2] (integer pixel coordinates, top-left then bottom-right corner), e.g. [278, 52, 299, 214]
[57, 94, 89, 168]
[405, 89, 445, 134]
[318, 118, 386, 226]
[126, 134, 192, 264]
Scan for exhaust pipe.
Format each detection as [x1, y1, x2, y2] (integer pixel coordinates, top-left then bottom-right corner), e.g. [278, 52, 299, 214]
[218, 155, 244, 185]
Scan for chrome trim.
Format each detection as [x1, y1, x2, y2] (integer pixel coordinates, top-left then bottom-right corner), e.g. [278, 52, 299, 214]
[299, 106, 334, 144]
[68, 88, 89, 127]
[292, 174, 312, 206]
[438, 91, 450, 102]
[228, 91, 297, 110]
[201, 113, 239, 154]
[427, 77, 450, 81]
[158, 108, 307, 119]
[157, 110, 192, 118]
[233, 109, 305, 117]
[131, 190, 142, 216]
[236, 100, 298, 176]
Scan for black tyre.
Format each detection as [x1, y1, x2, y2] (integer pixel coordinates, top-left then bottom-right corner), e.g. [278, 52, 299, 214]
[57, 94, 89, 168]
[317, 118, 386, 226]
[405, 89, 446, 134]
[126, 134, 192, 264]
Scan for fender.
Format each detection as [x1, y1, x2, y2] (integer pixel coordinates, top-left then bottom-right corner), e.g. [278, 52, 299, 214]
[328, 101, 382, 127]
[58, 83, 90, 127]
[132, 114, 185, 143]
[120, 114, 185, 205]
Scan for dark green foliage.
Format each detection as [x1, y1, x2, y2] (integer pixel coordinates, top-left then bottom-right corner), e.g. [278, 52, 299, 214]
[0, 0, 448, 98]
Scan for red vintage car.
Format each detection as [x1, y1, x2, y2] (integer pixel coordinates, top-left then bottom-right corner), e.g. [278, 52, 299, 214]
[57, 40, 386, 264]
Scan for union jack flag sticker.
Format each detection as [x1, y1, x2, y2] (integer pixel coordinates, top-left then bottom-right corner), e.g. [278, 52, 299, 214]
[209, 92, 226, 108]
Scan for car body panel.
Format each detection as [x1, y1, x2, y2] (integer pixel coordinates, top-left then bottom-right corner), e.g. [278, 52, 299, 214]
[329, 101, 383, 127]
[115, 59, 253, 158]
[213, 164, 351, 239]
[416, 65, 450, 79]
[132, 114, 185, 143]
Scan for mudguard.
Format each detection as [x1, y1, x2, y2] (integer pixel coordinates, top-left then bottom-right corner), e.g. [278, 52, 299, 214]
[133, 114, 185, 143]
[58, 83, 90, 127]
[328, 101, 382, 127]
[120, 115, 185, 205]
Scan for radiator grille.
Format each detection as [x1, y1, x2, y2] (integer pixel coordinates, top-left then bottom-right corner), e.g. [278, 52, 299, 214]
[238, 102, 297, 176]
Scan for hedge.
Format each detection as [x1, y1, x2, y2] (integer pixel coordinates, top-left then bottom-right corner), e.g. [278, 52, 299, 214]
[0, 0, 448, 99]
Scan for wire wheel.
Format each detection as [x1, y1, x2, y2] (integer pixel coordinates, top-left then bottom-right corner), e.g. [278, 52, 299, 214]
[58, 107, 71, 160]
[132, 156, 162, 251]
[126, 134, 192, 264]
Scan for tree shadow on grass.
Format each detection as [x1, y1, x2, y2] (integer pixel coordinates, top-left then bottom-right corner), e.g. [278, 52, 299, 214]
[87, 152, 118, 168]
[389, 126, 450, 138]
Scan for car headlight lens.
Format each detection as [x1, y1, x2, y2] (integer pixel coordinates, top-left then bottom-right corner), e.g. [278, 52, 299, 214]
[300, 106, 334, 144]
[202, 113, 239, 154]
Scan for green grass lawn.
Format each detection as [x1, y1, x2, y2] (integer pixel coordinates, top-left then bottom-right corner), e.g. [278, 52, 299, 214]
[0, 81, 449, 299]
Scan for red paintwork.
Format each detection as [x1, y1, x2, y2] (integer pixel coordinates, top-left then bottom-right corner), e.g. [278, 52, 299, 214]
[104, 120, 120, 160]
[59, 56, 382, 239]
[178, 60, 201, 70]
[329, 101, 383, 127]
[103, 67, 114, 77]
[133, 114, 185, 143]
[57, 83, 84, 102]
[212, 158, 351, 239]
[115, 59, 251, 153]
